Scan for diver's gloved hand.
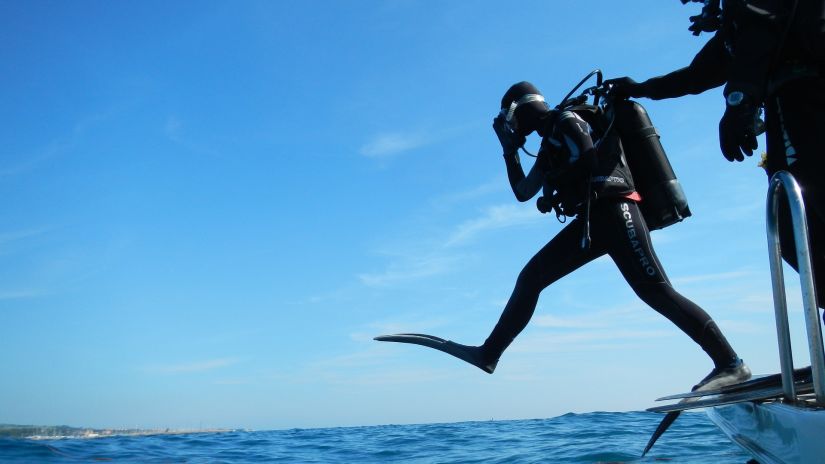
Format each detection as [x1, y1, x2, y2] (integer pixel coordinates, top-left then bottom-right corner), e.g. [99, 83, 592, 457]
[719, 91, 759, 162]
[688, 12, 722, 35]
[536, 196, 552, 214]
[493, 115, 525, 156]
[603, 77, 646, 100]
[687, 0, 722, 36]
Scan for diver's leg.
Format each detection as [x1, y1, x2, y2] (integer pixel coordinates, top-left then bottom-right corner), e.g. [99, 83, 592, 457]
[602, 199, 742, 374]
[480, 217, 604, 362]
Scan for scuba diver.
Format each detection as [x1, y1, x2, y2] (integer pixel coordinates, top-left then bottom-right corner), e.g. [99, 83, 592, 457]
[377, 80, 751, 393]
[606, 0, 825, 317]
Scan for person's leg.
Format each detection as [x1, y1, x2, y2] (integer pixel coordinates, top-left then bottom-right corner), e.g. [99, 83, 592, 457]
[600, 199, 740, 369]
[766, 78, 825, 312]
[480, 217, 604, 361]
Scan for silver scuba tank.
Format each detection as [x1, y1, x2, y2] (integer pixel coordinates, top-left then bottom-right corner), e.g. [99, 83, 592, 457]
[612, 99, 692, 230]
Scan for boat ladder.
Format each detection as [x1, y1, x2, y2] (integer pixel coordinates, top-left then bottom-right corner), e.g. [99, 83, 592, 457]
[766, 171, 825, 405]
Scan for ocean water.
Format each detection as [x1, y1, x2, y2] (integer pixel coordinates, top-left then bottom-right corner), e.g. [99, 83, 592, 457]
[0, 411, 752, 463]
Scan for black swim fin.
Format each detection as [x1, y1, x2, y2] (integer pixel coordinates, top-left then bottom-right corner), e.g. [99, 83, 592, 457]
[655, 366, 812, 402]
[643, 361, 754, 456]
[643, 374, 817, 456]
[642, 410, 680, 457]
[374, 333, 498, 374]
[647, 382, 814, 413]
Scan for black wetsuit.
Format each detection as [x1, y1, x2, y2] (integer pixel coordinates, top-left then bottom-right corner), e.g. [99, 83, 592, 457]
[480, 109, 738, 368]
[629, 0, 825, 305]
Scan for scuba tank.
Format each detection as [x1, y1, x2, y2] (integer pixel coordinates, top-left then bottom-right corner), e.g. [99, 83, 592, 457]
[610, 99, 692, 230]
[552, 70, 691, 232]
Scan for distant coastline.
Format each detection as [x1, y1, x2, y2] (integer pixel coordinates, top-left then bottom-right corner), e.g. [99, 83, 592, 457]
[0, 424, 233, 440]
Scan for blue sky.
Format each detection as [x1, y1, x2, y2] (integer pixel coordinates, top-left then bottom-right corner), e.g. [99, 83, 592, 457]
[0, 0, 814, 430]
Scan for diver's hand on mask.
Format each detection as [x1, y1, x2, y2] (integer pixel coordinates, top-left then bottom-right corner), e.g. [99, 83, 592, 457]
[493, 115, 525, 156]
[603, 77, 645, 100]
[719, 93, 759, 162]
[687, 0, 722, 36]
[688, 14, 722, 35]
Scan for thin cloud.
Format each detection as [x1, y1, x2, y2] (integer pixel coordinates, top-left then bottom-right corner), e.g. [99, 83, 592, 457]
[1, 110, 115, 177]
[359, 132, 430, 158]
[213, 378, 253, 386]
[445, 204, 540, 247]
[512, 328, 673, 354]
[430, 178, 504, 208]
[291, 343, 459, 387]
[0, 227, 49, 247]
[0, 228, 50, 262]
[671, 269, 757, 286]
[358, 201, 541, 287]
[310, 345, 396, 371]
[714, 199, 764, 221]
[0, 144, 64, 177]
[358, 316, 452, 341]
[163, 115, 221, 157]
[358, 253, 459, 287]
[164, 116, 185, 144]
[145, 357, 239, 374]
[0, 289, 44, 300]
[532, 314, 605, 329]
[716, 319, 765, 334]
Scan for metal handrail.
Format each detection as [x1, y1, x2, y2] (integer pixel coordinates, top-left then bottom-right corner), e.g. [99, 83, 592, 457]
[766, 171, 825, 404]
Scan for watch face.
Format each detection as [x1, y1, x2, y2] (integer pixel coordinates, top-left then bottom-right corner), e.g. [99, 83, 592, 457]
[727, 91, 744, 106]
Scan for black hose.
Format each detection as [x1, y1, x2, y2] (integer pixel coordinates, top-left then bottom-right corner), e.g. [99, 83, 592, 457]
[581, 176, 593, 250]
[557, 69, 603, 110]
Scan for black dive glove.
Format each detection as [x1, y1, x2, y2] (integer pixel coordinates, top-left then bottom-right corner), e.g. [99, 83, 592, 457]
[536, 196, 552, 214]
[719, 91, 759, 162]
[688, 11, 722, 35]
[686, 0, 722, 36]
[603, 77, 647, 100]
[493, 115, 525, 156]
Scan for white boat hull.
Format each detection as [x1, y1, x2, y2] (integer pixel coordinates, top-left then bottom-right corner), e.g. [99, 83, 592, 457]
[707, 401, 825, 464]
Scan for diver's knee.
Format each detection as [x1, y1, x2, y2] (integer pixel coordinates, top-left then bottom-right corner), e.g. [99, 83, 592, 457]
[515, 265, 544, 293]
[629, 281, 670, 307]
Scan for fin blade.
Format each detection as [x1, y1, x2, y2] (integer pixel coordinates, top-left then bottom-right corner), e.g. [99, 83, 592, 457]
[644, 392, 706, 456]
[374, 333, 495, 374]
[374, 333, 447, 347]
[642, 411, 680, 457]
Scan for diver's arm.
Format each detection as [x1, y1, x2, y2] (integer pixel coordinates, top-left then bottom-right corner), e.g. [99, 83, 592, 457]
[503, 152, 543, 202]
[637, 33, 729, 99]
[553, 111, 597, 170]
[724, 0, 785, 102]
